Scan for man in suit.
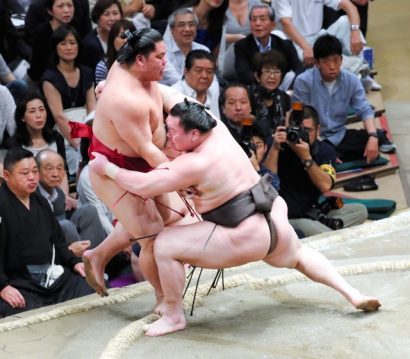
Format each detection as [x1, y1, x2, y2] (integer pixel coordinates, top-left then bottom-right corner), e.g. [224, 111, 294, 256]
[234, 3, 303, 87]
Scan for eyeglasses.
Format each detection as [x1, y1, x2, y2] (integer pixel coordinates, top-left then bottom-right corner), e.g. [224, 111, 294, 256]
[261, 69, 282, 76]
[174, 21, 196, 29]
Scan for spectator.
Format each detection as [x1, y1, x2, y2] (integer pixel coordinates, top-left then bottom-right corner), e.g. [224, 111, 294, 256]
[161, 7, 211, 86]
[36, 149, 106, 257]
[0, 0, 31, 64]
[234, 3, 303, 88]
[220, 83, 253, 144]
[0, 148, 93, 318]
[25, 0, 92, 45]
[273, 0, 365, 68]
[268, 105, 368, 237]
[0, 85, 16, 148]
[248, 49, 290, 142]
[323, 0, 370, 39]
[27, 0, 75, 83]
[292, 35, 395, 164]
[0, 53, 28, 103]
[94, 19, 136, 85]
[225, 0, 261, 46]
[249, 125, 280, 191]
[172, 49, 220, 118]
[81, 0, 123, 72]
[164, 0, 229, 58]
[42, 25, 96, 175]
[5, 91, 67, 164]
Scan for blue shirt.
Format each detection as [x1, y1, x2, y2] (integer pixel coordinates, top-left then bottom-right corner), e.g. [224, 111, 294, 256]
[292, 67, 374, 146]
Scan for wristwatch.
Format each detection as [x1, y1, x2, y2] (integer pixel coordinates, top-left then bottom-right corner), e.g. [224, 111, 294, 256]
[368, 132, 378, 139]
[351, 24, 360, 31]
[303, 158, 314, 170]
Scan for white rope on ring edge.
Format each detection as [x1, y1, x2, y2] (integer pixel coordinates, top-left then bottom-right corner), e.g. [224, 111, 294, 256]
[99, 259, 410, 359]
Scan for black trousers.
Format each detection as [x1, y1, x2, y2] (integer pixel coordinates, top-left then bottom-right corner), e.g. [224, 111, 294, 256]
[328, 129, 373, 162]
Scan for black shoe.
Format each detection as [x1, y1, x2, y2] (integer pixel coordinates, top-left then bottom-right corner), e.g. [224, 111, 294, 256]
[376, 129, 397, 154]
[343, 175, 378, 192]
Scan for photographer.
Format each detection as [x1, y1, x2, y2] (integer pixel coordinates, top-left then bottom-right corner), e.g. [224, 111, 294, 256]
[220, 83, 280, 190]
[265, 104, 368, 237]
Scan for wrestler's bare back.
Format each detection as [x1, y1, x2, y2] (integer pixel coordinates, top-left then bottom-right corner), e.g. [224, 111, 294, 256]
[93, 63, 167, 158]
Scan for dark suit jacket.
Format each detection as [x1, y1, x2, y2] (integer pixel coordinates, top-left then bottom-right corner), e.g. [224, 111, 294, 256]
[234, 33, 304, 85]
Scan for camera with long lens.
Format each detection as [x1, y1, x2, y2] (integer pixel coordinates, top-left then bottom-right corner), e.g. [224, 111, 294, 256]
[307, 196, 344, 230]
[286, 102, 309, 143]
[240, 117, 257, 157]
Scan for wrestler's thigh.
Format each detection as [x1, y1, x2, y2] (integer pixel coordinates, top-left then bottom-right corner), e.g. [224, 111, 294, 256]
[264, 196, 302, 268]
[89, 168, 163, 237]
[154, 215, 271, 269]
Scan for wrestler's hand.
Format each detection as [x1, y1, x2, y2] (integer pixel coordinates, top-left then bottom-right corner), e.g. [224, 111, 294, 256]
[89, 152, 110, 177]
[73, 262, 86, 277]
[0, 285, 25, 309]
[178, 186, 197, 198]
[95, 80, 106, 99]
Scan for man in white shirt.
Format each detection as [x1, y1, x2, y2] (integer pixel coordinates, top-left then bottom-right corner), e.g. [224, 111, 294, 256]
[273, 0, 364, 67]
[161, 8, 211, 86]
[172, 49, 220, 119]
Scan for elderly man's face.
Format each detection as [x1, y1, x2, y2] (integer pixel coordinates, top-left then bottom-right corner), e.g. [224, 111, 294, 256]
[171, 13, 197, 48]
[250, 7, 275, 41]
[184, 58, 215, 94]
[39, 153, 65, 190]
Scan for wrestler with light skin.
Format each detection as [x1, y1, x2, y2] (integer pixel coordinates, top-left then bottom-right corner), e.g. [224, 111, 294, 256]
[82, 28, 187, 307]
[90, 100, 381, 337]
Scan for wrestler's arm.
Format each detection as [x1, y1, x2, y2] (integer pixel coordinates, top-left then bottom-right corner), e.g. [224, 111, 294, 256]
[158, 83, 196, 113]
[113, 97, 169, 168]
[91, 152, 201, 198]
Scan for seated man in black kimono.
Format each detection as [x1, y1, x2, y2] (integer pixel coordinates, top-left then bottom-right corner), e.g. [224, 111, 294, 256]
[0, 148, 93, 318]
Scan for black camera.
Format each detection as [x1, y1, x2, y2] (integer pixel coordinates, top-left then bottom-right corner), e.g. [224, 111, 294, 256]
[307, 197, 344, 230]
[287, 102, 309, 143]
[240, 117, 257, 158]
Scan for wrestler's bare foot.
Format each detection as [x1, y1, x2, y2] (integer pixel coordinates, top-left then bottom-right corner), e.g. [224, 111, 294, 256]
[354, 297, 381, 312]
[349, 291, 381, 312]
[144, 313, 187, 337]
[83, 250, 108, 297]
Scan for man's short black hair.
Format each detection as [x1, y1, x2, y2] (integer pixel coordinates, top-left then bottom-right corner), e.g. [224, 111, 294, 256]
[4, 148, 34, 172]
[303, 105, 320, 127]
[185, 49, 216, 71]
[219, 83, 250, 109]
[313, 34, 342, 59]
[170, 99, 217, 134]
[117, 28, 163, 66]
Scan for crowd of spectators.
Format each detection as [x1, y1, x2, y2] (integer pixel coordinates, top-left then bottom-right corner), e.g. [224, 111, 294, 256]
[0, 0, 394, 317]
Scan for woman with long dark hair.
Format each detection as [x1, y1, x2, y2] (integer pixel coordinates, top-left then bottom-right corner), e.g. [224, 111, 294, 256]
[5, 91, 66, 161]
[42, 25, 96, 175]
[94, 19, 136, 85]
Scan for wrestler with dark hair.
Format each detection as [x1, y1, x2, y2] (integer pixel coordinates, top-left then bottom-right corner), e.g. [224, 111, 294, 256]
[83, 25, 188, 305]
[90, 99, 381, 337]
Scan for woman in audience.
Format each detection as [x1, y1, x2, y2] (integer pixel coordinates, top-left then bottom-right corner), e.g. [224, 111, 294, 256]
[81, 0, 123, 72]
[225, 0, 261, 46]
[42, 25, 96, 175]
[94, 19, 136, 85]
[27, 0, 75, 83]
[5, 91, 66, 160]
[248, 50, 291, 143]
